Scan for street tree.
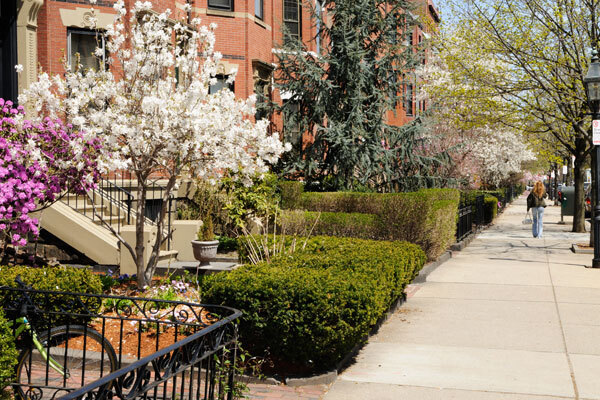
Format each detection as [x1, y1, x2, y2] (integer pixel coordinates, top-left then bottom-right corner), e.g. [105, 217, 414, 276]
[271, 0, 453, 192]
[439, 0, 600, 232]
[417, 56, 536, 188]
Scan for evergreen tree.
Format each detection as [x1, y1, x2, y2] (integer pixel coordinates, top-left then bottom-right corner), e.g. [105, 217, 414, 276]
[271, 0, 453, 191]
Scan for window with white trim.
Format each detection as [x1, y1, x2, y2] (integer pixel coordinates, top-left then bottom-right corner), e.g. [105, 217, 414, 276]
[67, 28, 106, 72]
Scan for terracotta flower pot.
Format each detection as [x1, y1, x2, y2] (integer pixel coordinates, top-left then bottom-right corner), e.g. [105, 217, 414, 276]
[191, 240, 219, 266]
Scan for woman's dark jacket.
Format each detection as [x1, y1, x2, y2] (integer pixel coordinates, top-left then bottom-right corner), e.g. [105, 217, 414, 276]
[527, 192, 547, 211]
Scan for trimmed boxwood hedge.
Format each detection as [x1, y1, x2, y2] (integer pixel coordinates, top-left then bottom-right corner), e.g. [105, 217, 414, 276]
[280, 210, 380, 239]
[484, 196, 499, 223]
[202, 236, 426, 372]
[0, 266, 103, 325]
[277, 184, 460, 260]
[0, 309, 16, 392]
[461, 190, 499, 224]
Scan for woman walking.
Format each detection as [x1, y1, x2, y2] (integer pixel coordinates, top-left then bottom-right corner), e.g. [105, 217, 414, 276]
[527, 181, 547, 238]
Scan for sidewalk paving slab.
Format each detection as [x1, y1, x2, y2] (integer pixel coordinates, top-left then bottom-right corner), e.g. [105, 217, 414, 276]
[324, 195, 596, 400]
[324, 381, 576, 400]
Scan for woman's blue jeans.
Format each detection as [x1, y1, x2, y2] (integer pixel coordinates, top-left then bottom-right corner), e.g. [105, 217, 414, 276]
[531, 206, 545, 238]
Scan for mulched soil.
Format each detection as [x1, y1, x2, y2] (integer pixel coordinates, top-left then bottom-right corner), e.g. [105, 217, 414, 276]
[70, 277, 214, 360]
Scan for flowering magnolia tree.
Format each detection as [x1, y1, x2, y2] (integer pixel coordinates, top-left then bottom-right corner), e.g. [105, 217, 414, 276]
[20, 1, 289, 287]
[0, 100, 103, 259]
[469, 128, 535, 188]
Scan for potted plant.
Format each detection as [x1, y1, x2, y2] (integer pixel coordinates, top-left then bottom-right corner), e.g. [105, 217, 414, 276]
[191, 216, 219, 266]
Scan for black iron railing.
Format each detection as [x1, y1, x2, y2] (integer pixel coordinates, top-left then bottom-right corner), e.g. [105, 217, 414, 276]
[456, 195, 486, 242]
[62, 174, 177, 250]
[0, 286, 241, 400]
[474, 195, 485, 226]
[62, 178, 134, 235]
[456, 204, 473, 242]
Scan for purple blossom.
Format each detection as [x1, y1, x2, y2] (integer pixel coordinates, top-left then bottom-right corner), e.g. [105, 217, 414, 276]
[0, 100, 104, 247]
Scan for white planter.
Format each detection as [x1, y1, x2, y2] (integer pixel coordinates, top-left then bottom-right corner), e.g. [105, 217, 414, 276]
[191, 240, 219, 266]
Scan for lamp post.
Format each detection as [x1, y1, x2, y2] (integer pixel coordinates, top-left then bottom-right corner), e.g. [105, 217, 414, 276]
[584, 49, 600, 268]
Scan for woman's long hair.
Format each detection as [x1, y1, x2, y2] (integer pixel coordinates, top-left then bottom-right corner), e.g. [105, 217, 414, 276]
[533, 181, 545, 198]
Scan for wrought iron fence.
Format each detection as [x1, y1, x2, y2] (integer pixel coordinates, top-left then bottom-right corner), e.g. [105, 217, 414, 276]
[474, 195, 485, 226]
[0, 286, 241, 400]
[456, 195, 486, 242]
[456, 204, 473, 242]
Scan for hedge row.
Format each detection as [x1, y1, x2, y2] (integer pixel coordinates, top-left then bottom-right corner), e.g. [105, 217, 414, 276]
[0, 266, 103, 326]
[278, 184, 460, 260]
[281, 210, 380, 239]
[203, 236, 426, 372]
[461, 190, 500, 224]
[0, 266, 102, 391]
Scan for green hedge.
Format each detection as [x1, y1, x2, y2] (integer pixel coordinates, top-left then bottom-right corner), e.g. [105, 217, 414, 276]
[280, 210, 380, 239]
[276, 188, 460, 260]
[484, 196, 499, 223]
[0, 309, 16, 391]
[203, 236, 426, 372]
[0, 266, 103, 325]
[279, 181, 305, 210]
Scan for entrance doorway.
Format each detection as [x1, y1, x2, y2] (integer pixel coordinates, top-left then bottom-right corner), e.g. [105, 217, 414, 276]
[0, 0, 18, 102]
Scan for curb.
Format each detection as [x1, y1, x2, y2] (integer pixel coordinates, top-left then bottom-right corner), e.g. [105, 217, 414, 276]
[285, 370, 337, 386]
[276, 294, 408, 387]
[572, 243, 593, 254]
[413, 250, 452, 283]
[450, 230, 478, 251]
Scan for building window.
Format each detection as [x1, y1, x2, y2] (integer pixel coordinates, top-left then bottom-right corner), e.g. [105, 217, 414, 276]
[316, 0, 322, 54]
[68, 28, 106, 72]
[253, 63, 272, 121]
[284, 0, 302, 43]
[405, 84, 414, 116]
[208, 0, 233, 11]
[209, 75, 234, 94]
[255, 0, 264, 19]
[283, 100, 302, 146]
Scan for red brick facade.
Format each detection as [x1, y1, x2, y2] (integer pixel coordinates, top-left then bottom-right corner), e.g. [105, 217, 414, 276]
[35, 0, 438, 131]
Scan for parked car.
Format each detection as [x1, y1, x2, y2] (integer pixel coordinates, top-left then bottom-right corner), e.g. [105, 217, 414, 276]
[585, 184, 591, 218]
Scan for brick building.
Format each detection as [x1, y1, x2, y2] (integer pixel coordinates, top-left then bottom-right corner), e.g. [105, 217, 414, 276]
[1, 0, 438, 132]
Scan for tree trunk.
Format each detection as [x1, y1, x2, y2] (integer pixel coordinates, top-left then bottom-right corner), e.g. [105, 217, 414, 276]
[136, 175, 148, 288]
[573, 140, 587, 233]
[144, 174, 178, 284]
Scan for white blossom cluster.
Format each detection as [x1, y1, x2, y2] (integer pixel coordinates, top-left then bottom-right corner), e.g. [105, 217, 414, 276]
[19, 0, 290, 183]
[470, 128, 536, 187]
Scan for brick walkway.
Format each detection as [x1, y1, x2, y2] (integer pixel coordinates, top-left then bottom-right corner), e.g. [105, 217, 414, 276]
[247, 383, 331, 399]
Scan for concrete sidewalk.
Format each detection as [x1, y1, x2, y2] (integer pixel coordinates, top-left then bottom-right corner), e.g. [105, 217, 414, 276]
[324, 195, 600, 400]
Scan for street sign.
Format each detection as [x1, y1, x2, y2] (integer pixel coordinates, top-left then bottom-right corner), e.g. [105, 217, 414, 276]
[563, 165, 568, 174]
[594, 120, 600, 145]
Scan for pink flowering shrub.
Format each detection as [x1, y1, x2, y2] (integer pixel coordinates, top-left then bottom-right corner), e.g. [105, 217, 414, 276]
[0, 99, 102, 248]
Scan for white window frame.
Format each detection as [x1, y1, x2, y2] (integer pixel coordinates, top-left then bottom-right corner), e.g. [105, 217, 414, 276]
[67, 28, 106, 72]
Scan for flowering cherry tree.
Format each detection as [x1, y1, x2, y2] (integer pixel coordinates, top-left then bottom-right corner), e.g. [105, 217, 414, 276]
[0, 100, 103, 259]
[20, 1, 289, 287]
[416, 56, 535, 188]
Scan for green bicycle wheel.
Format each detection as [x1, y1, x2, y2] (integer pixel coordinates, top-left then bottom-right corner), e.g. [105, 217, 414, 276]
[14, 324, 118, 400]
